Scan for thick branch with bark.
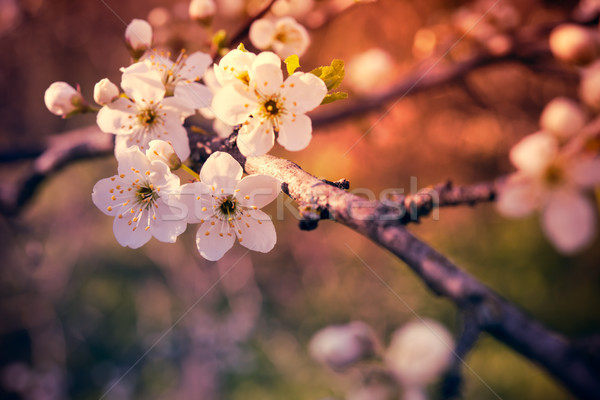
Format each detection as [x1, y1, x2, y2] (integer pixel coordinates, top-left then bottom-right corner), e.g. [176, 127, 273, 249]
[235, 152, 600, 399]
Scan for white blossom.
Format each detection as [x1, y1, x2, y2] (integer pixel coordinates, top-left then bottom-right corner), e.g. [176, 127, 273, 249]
[92, 146, 187, 249]
[249, 17, 310, 59]
[385, 319, 454, 388]
[347, 48, 394, 94]
[213, 48, 257, 88]
[539, 97, 587, 141]
[44, 81, 84, 117]
[93, 78, 120, 105]
[179, 152, 280, 261]
[497, 132, 600, 253]
[271, 0, 314, 18]
[125, 19, 152, 57]
[212, 51, 327, 156]
[309, 321, 377, 370]
[96, 62, 192, 160]
[189, 0, 216, 23]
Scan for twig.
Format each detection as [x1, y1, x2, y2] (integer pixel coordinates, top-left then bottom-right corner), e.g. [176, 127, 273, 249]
[227, 0, 277, 49]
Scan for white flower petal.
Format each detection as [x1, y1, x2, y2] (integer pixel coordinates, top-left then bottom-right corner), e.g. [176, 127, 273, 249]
[179, 51, 212, 81]
[510, 132, 558, 175]
[249, 19, 276, 49]
[250, 52, 283, 96]
[150, 201, 188, 243]
[236, 175, 280, 208]
[238, 209, 276, 253]
[162, 118, 191, 160]
[196, 219, 236, 261]
[176, 182, 213, 223]
[96, 98, 136, 134]
[173, 82, 214, 111]
[542, 190, 597, 254]
[112, 208, 153, 249]
[277, 113, 312, 151]
[215, 49, 257, 87]
[570, 157, 600, 188]
[91, 176, 121, 216]
[496, 173, 543, 217]
[212, 85, 256, 125]
[116, 146, 152, 176]
[236, 118, 275, 156]
[282, 72, 327, 112]
[121, 61, 166, 103]
[200, 151, 243, 189]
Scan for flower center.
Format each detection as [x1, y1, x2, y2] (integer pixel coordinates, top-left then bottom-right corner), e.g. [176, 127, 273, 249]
[237, 71, 250, 85]
[218, 195, 238, 218]
[136, 183, 159, 207]
[139, 108, 157, 126]
[543, 163, 564, 187]
[263, 99, 280, 117]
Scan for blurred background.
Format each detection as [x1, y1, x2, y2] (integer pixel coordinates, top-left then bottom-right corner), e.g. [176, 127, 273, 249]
[0, 0, 599, 399]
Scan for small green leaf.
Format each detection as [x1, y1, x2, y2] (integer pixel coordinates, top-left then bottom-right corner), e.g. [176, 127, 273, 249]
[321, 91, 348, 105]
[311, 59, 345, 91]
[284, 54, 300, 76]
[237, 42, 247, 52]
[212, 29, 228, 48]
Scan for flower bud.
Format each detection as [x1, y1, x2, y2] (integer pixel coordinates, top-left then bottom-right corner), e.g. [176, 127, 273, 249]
[44, 81, 84, 117]
[125, 19, 153, 59]
[580, 60, 600, 110]
[540, 97, 587, 140]
[93, 78, 119, 105]
[347, 48, 394, 94]
[385, 319, 454, 387]
[550, 24, 600, 66]
[147, 140, 182, 170]
[308, 321, 377, 371]
[189, 0, 216, 26]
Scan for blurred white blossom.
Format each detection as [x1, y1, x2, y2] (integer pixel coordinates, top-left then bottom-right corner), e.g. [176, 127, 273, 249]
[189, 0, 216, 24]
[249, 17, 310, 59]
[125, 19, 153, 58]
[497, 132, 600, 253]
[309, 321, 377, 370]
[346, 48, 394, 94]
[385, 319, 454, 388]
[540, 97, 587, 141]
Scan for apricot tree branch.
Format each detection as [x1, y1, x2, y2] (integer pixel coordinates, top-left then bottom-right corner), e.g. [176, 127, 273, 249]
[234, 152, 600, 400]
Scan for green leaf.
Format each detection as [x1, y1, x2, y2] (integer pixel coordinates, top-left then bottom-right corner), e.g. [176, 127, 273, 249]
[284, 54, 300, 76]
[321, 91, 348, 105]
[237, 42, 247, 52]
[212, 29, 228, 48]
[311, 59, 345, 91]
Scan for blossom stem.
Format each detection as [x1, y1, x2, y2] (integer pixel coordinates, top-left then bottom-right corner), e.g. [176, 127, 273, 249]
[181, 164, 200, 181]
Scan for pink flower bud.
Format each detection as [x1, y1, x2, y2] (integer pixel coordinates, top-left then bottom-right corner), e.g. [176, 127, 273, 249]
[540, 97, 587, 140]
[147, 140, 182, 170]
[44, 81, 84, 117]
[550, 24, 600, 66]
[125, 19, 152, 58]
[93, 78, 119, 105]
[189, 0, 216, 25]
[309, 321, 377, 370]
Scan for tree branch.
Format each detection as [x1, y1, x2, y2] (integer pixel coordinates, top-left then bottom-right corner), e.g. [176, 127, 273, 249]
[230, 152, 600, 399]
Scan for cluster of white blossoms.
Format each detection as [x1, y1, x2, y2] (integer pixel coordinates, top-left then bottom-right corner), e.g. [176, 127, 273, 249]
[43, 12, 339, 260]
[497, 97, 600, 254]
[44, 16, 342, 260]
